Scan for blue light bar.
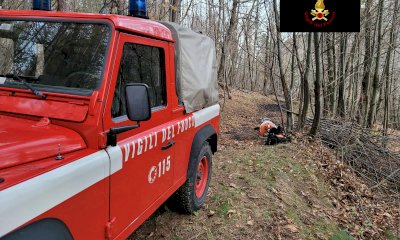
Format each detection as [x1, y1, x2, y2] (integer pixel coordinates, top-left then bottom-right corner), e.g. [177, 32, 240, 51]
[33, 0, 51, 11]
[129, 0, 148, 18]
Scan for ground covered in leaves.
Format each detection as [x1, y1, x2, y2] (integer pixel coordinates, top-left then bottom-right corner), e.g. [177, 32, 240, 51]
[130, 89, 399, 240]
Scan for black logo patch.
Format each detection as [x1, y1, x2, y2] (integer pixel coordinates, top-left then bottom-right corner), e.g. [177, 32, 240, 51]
[280, 0, 360, 32]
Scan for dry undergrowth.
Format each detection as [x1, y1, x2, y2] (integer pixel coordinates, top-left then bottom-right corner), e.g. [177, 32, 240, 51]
[130, 89, 399, 240]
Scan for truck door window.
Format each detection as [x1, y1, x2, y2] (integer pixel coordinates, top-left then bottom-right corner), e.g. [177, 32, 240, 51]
[112, 43, 166, 119]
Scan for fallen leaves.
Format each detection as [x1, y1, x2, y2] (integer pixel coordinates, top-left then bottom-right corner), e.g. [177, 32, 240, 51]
[247, 220, 254, 226]
[208, 210, 215, 217]
[229, 183, 238, 189]
[304, 140, 400, 239]
[285, 224, 299, 233]
[247, 194, 260, 199]
[227, 209, 237, 215]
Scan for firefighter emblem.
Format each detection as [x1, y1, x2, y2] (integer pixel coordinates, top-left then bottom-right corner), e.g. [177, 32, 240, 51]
[311, 0, 329, 21]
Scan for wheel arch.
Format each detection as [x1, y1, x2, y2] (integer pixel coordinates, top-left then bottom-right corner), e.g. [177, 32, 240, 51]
[1, 218, 73, 240]
[187, 124, 218, 178]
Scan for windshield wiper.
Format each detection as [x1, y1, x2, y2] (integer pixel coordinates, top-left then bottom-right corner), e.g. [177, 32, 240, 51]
[0, 74, 46, 99]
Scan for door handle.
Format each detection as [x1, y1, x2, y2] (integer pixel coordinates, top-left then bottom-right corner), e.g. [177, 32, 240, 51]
[161, 140, 175, 150]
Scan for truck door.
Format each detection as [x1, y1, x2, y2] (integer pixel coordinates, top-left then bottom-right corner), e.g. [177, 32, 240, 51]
[104, 33, 175, 237]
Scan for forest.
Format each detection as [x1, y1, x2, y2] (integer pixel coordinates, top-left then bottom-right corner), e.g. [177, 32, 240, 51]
[1, 0, 399, 134]
[1, 0, 399, 238]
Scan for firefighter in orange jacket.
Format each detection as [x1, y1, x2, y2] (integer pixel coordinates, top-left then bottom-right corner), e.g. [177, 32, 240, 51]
[258, 118, 277, 137]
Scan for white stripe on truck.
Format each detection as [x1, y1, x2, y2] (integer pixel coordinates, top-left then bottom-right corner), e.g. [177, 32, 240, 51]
[0, 147, 123, 237]
[193, 104, 220, 127]
[108, 146, 123, 175]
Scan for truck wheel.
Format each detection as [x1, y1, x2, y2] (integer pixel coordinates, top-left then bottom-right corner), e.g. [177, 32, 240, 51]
[168, 142, 212, 214]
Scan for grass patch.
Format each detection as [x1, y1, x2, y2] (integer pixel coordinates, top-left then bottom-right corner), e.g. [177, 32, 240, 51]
[329, 230, 355, 240]
[385, 230, 400, 240]
[262, 210, 271, 221]
[286, 207, 302, 225]
[170, 237, 184, 240]
[217, 200, 230, 216]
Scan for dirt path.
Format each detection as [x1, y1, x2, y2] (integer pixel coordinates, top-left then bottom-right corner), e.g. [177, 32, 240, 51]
[129, 90, 399, 240]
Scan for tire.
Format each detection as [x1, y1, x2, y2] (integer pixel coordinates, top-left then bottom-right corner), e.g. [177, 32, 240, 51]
[167, 142, 212, 214]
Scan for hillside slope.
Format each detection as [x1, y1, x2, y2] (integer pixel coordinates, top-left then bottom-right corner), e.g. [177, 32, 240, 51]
[130, 90, 399, 240]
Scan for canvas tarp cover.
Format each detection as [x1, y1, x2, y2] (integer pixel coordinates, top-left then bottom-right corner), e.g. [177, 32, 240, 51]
[161, 22, 219, 113]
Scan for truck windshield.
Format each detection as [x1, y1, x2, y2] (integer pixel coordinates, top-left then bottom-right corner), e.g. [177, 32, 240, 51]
[0, 19, 110, 95]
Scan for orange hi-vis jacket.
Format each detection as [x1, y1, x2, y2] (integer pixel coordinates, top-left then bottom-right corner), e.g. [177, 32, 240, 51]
[258, 120, 277, 137]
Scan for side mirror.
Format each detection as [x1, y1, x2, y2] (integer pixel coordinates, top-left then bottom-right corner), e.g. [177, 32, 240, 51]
[125, 83, 151, 122]
[107, 83, 151, 147]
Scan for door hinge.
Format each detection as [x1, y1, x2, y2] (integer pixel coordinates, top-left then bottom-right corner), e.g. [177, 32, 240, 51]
[105, 217, 116, 240]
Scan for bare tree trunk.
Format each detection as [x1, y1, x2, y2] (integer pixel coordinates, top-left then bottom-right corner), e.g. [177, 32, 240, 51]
[326, 33, 336, 117]
[263, 45, 269, 95]
[272, 0, 293, 131]
[367, 0, 384, 128]
[383, 0, 398, 134]
[217, 0, 239, 99]
[263, 30, 272, 95]
[170, 0, 181, 23]
[242, 0, 256, 91]
[353, 39, 362, 120]
[268, 43, 286, 129]
[337, 33, 347, 118]
[290, 33, 296, 103]
[321, 34, 330, 117]
[295, 33, 312, 131]
[310, 32, 322, 137]
[344, 34, 357, 114]
[361, 0, 373, 125]
[331, 33, 338, 116]
[252, 0, 260, 91]
[296, 34, 304, 118]
[244, 22, 252, 90]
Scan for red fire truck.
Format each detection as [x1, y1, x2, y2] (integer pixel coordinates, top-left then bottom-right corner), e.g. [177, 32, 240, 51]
[0, 1, 220, 239]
